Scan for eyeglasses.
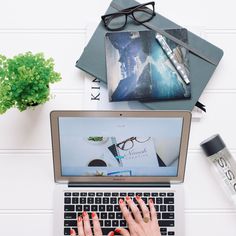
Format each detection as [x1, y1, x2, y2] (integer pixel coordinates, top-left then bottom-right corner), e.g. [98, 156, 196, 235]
[116, 137, 151, 151]
[101, 2, 155, 31]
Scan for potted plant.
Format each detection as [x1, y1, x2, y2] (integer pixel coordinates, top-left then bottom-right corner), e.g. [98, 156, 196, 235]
[0, 52, 62, 114]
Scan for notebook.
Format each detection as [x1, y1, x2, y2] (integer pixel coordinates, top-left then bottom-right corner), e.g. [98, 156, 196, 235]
[50, 110, 191, 236]
[105, 29, 191, 102]
[76, 0, 224, 111]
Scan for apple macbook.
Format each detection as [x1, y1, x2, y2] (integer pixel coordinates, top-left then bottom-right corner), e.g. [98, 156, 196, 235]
[50, 110, 191, 236]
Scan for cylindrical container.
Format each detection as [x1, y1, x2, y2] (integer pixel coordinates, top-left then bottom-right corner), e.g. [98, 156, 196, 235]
[200, 134, 236, 204]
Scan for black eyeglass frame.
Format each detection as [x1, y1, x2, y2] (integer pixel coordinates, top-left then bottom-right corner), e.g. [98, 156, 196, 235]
[101, 1, 156, 31]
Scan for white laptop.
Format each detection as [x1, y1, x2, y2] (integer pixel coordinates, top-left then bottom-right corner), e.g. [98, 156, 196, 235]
[50, 110, 191, 236]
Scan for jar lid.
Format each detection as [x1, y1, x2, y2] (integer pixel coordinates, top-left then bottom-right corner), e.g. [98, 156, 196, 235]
[200, 134, 226, 157]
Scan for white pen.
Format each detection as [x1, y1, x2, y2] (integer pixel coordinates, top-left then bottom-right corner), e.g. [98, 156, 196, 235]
[156, 33, 190, 85]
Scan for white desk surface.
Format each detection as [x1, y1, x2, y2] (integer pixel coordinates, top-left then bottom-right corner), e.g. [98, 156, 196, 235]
[0, 0, 236, 235]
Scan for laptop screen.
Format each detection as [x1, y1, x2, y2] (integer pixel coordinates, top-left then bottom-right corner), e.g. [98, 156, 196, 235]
[58, 116, 183, 177]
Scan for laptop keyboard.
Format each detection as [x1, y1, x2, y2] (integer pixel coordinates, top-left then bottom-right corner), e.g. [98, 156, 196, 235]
[64, 191, 175, 235]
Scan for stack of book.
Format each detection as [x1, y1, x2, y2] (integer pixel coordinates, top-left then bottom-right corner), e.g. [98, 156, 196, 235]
[76, 0, 223, 112]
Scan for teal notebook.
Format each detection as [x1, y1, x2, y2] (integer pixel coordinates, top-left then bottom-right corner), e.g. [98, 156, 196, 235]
[76, 0, 224, 111]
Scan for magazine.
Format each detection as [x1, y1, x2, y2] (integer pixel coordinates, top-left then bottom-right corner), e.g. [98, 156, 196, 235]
[105, 29, 191, 102]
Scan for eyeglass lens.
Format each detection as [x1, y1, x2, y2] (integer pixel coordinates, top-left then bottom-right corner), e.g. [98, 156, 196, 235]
[106, 13, 127, 30]
[132, 5, 154, 23]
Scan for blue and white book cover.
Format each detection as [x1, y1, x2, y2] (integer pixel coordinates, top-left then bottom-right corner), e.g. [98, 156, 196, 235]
[105, 29, 191, 102]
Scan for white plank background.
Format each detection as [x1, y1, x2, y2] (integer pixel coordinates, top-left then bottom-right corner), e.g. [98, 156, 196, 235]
[1, 0, 236, 235]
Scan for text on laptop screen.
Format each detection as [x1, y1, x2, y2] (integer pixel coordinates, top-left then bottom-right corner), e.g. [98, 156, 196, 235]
[58, 117, 183, 177]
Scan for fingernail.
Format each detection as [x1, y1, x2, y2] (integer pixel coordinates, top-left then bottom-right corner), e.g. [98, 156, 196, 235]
[82, 211, 87, 217]
[125, 196, 130, 201]
[149, 198, 153, 203]
[136, 195, 141, 200]
[92, 212, 96, 218]
[110, 232, 115, 236]
[78, 216, 82, 222]
[119, 199, 123, 204]
[70, 228, 74, 235]
[115, 228, 121, 233]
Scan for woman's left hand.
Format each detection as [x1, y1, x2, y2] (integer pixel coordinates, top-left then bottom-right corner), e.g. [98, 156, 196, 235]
[70, 211, 114, 236]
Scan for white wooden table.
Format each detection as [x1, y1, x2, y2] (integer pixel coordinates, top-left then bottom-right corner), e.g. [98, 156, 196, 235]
[0, 0, 236, 235]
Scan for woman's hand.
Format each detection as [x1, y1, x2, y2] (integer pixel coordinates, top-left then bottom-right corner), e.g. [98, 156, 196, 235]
[115, 196, 161, 236]
[70, 211, 114, 236]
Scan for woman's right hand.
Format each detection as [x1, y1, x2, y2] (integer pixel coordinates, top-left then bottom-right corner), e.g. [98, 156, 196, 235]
[114, 196, 161, 236]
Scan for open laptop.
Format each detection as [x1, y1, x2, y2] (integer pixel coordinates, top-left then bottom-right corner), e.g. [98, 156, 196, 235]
[50, 110, 191, 236]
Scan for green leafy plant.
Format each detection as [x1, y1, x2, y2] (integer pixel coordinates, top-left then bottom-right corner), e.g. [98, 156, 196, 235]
[0, 52, 62, 114]
[88, 137, 104, 142]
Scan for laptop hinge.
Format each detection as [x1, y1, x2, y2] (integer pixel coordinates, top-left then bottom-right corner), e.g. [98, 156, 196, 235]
[68, 182, 171, 188]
